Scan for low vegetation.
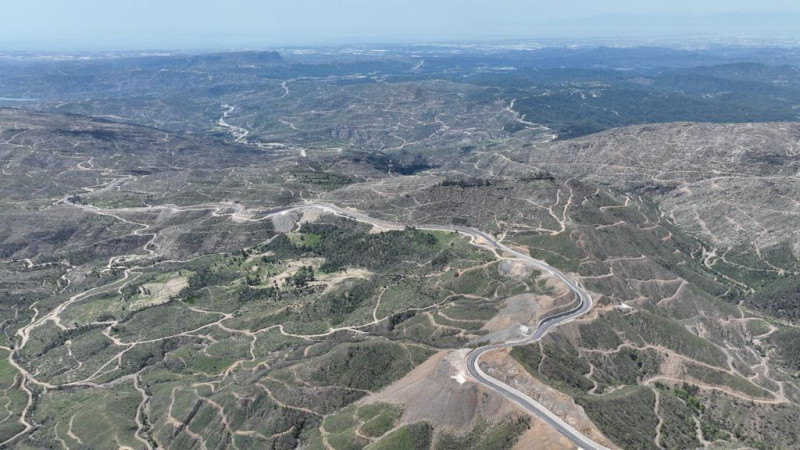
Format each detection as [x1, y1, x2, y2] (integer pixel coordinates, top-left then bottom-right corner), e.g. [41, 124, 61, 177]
[433, 417, 530, 450]
[3, 46, 800, 449]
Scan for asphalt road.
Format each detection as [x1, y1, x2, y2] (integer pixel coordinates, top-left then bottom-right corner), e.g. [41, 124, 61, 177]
[265, 203, 608, 450]
[464, 259, 605, 450]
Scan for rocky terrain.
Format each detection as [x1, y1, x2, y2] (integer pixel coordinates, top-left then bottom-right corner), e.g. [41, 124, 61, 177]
[527, 122, 800, 250]
[517, 122, 800, 322]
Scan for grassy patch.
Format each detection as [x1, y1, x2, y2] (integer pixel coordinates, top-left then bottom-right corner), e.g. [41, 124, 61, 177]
[511, 338, 597, 393]
[170, 345, 235, 375]
[441, 296, 499, 321]
[579, 319, 622, 350]
[656, 388, 702, 449]
[300, 341, 434, 391]
[0, 348, 26, 443]
[620, 309, 728, 368]
[510, 343, 543, 376]
[539, 340, 593, 392]
[684, 363, 771, 398]
[745, 319, 771, 337]
[33, 382, 143, 449]
[323, 404, 359, 433]
[358, 404, 402, 438]
[288, 232, 322, 248]
[111, 302, 218, 342]
[434, 417, 530, 450]
[513, 232, 587, 273]
[769, 328, 800, 373]
[369, 422, 433, 450]
[576, 386, 659, 450]
[327, 430, 370, 450]
[585, 347, 662, 390]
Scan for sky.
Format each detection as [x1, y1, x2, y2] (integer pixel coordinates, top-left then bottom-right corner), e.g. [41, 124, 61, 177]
[2, 0, 800, 51]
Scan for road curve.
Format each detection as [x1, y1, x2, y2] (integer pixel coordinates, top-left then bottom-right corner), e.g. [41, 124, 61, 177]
[261, 203, 607, 450]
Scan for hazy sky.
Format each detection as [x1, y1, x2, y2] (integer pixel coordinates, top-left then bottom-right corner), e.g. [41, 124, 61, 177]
[3, 0, 800, 50]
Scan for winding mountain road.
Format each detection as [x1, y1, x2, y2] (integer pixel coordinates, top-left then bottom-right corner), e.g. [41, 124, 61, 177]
[265, 203, 606, 450]
[464, 260, 604, 450]
[48, 196, 604, 449]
